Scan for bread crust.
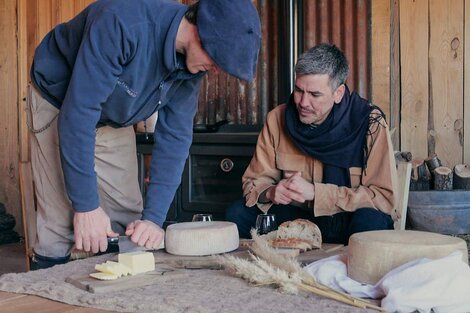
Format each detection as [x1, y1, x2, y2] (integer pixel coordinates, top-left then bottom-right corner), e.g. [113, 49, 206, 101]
[268, 219, 322, 250]
[269, 238, 313, 251]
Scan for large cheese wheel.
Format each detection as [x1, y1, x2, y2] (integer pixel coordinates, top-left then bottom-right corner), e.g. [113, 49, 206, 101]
[348, 230, 468, 285]
[165, 221, 239, 256]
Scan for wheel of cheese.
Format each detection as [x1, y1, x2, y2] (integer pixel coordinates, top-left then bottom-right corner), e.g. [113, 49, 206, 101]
[348, 230, 468, 285]
[165, 221, 239, 256]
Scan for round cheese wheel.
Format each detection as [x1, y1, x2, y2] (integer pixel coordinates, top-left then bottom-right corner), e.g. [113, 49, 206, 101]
[348, 230, 468, 285]
[165, 221, 239, 256]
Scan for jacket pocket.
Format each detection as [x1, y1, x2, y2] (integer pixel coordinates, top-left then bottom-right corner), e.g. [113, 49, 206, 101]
[349, 167, 363, 188]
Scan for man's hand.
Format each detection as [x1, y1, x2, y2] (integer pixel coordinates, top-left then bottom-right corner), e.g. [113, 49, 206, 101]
[266, 178, 304, 205]
[265, 172, 315, 205]
[284, 171, 315, 202]
[73, 207, 118, 253]
[125, 220, 164, 250]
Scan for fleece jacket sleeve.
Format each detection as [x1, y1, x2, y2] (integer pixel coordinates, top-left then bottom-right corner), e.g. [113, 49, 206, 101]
[142, 77, 203, 226]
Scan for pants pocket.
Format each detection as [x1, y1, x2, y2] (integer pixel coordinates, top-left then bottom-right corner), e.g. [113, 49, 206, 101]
[27, 84, 59, 133]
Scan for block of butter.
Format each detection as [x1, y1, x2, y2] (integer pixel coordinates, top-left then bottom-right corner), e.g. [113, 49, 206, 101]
[95, 261, 131, 277]
[117, 251, 155, 275]
[89, 272, 119, 280]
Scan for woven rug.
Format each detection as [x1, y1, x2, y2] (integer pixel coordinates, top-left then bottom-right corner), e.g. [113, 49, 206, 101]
[0, 253, 378, 313]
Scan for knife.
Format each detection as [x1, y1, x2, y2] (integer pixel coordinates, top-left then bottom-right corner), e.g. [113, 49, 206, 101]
[106, 236, 164, 253]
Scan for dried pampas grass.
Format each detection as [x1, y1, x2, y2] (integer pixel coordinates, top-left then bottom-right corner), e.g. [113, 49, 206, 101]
[218, 229, 386, 312]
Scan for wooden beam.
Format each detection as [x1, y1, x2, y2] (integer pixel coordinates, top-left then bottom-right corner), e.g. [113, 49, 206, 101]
[400, 0, 429, 159]
[19, 162, 36, 267]
[371, 0, 391, 122]
[464, 0, 470, 163]
[0, 0, 23, 237]
[37, 0, 52, 41]
[390, 0, 401, 150]
[18, 0, 29, 163]
[429, 0, 464, 167]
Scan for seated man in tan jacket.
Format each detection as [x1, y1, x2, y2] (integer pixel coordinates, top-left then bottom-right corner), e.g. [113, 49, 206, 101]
[226, 43, 398, 244]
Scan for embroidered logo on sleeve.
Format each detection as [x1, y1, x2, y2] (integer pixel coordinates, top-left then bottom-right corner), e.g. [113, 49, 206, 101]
[117, 78, 138, 98]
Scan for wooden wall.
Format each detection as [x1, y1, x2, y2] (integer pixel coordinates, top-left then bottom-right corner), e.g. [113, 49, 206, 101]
[1, 0, 470, 238]
[0, 1, 22, 235]
[2, 0, 94, 238]
[372, 0, 470, 168]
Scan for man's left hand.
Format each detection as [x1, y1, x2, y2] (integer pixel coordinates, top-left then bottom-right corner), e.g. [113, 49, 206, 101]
[285, 172, 315, 202]
[125, 220, 164, 249]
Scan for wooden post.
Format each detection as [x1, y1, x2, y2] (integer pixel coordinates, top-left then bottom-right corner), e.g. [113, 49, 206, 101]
[410, 159, 431, 191]
[19, 162, 36, 271]
[433, 166, 453, 190]
[453, 164, 470, 190]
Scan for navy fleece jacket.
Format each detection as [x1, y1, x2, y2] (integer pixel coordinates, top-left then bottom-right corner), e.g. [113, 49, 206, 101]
[31, 0, 204, 226]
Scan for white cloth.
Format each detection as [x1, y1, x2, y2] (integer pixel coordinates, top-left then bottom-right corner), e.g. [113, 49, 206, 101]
[304, 251, 470, 313]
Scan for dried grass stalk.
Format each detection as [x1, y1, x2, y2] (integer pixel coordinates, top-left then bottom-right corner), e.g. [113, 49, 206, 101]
[250, 229, 317, 286]
[218, 230, 386, 312]
[250, 229, 382, 307]
[218, 254, 274, 286]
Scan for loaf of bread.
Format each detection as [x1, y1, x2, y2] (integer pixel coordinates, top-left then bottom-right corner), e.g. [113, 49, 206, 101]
[268, 219, 322, 251]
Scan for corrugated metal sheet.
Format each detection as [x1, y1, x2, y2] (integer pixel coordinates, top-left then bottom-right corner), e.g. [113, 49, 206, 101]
[193, 0, 279, 126]
[184, 0, 370, 127]
[301, 0, 370, 98]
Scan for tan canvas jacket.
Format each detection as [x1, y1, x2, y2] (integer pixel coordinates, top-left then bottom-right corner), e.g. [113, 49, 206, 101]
[242, 104, 399, 221]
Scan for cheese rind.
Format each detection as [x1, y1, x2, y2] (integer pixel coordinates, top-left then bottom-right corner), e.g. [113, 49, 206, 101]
[348, 230, 468, 284]
[165, 221, 239, 256]
[117, 251, 155, 275]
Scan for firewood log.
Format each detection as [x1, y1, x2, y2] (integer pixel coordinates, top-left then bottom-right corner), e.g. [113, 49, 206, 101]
[410, 159, 431, 191]
[433, 166, 453, 190]
[425, 154, 442, 188]
[394, 151, 413, 163]
[453, 164, 470, 190]
[425, 153, 442, 172]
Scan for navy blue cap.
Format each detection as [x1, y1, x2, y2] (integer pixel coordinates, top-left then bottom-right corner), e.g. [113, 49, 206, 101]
[197, 0, 261, 82]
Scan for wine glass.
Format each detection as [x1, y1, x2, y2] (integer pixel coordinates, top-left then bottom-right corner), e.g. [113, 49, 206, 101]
[192, 213, 213, 222]
[255, 213, 277, 235]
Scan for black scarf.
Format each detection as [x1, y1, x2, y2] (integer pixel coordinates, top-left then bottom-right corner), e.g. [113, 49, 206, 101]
[285, 85, 380, 187]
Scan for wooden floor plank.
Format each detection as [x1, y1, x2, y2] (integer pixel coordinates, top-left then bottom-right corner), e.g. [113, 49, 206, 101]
[0, 292, 115, 313]
[67, 308, 116, 313]
[0, 292, 28, 302]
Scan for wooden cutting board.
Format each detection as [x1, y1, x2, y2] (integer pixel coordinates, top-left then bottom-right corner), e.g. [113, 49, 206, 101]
[66, 265, 178, 293]
[65, 243, 346, 293]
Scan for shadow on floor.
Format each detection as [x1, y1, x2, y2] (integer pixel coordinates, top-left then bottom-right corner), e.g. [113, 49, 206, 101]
[0, 241, 28, 275]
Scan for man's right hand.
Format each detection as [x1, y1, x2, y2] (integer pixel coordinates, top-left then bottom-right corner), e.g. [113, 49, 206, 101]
[265, 172, 314, 205]
[73, 207, 118, 253]
[265, 179, 305, 205]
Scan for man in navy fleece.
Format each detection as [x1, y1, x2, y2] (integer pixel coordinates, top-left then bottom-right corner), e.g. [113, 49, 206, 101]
[28, 0, 261, 269]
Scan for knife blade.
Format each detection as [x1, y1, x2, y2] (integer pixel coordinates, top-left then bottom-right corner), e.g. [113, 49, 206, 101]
[107, 236, 164, 253]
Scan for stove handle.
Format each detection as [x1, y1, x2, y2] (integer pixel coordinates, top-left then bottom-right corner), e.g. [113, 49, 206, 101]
[220, 158, 234, 172]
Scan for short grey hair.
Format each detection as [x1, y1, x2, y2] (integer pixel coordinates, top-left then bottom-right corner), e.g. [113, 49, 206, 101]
[295, 43, 349, 91]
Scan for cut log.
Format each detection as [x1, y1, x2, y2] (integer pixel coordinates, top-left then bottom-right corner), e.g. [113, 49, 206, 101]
[433, 166, 453, 190]
[410, 159, 431, 191]
[394, 151, 413, 163]
[425, 154, 442, 188]
[453, 164, 470, 190]
[425, 153, 442, 172]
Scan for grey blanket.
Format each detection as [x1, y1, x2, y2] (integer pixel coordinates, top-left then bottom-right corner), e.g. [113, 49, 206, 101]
[0, 254, 376, 313]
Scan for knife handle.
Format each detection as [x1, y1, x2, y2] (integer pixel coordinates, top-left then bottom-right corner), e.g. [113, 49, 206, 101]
[96, 237, 119, 255]
[107, 237, 119, 245]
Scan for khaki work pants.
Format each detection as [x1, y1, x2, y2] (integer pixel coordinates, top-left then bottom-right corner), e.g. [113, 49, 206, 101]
[28, 85, 143, 258]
